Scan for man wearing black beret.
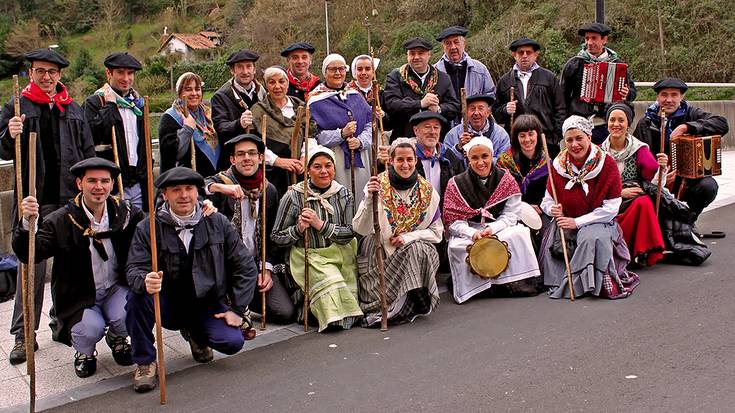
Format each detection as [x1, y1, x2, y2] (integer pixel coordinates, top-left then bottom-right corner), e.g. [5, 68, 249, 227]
[0, 48, 95, 365]
[211, 49, 267, 145]
[493, 37, 566, 154]
[125, 166, 257, 392]
[434, 26, 496, 127]
[83, 52, 148, 210]
[560, 22, 637, 144]
[633, 77, 729, 220]
[13, 157, 143, 378]
[384, 37, 460, 139]
[280, 42, 322, 102]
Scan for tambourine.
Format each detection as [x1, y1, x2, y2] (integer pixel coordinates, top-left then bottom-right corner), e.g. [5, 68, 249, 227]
[518, 201, 542, 230]
[465, 235, 511, 279]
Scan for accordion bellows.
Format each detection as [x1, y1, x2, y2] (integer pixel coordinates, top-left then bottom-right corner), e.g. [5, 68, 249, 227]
[580, 62, 627, 104]
[671, 135, 722, 179]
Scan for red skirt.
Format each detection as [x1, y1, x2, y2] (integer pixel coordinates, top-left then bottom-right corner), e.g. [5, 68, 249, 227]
[616, 196, 665, 265]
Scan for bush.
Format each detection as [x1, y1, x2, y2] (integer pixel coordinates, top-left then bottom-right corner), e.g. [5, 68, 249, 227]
[172, 61, 230, 92]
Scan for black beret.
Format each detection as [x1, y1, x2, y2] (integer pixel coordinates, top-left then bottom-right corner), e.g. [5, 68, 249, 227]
[24, 48, 69, 69]
[466, 93, 495, 106]
[154, 167, 204, 189]
[103, 52, 142, 71]
[509, 37, 541, 51]
[280, 42, 316, 57]
[224, 134, 265, 154]
[69, 157, 120, 178]
[402, 37, 433, 51]
[226, 49, 260, 65]
[606, 102, 635, 125]
[409, 111, 447, 127]
[653, 77, 688, 93]
[577, 22, 612, 37]
[436, 26, 469, 41]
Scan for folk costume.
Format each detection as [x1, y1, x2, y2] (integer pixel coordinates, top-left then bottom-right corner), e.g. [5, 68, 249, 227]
[444, 94, 510, 162]
[443, 137, 541, 303]
[281, 42, 322, 102]
[353, 168, 443, 327]
[349, 55, 393, 132]
[271, 146, 363, 332]
[496, 149, 549, 207]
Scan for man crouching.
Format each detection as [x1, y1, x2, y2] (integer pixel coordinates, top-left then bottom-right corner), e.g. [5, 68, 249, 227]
[125, 167, 257, 392]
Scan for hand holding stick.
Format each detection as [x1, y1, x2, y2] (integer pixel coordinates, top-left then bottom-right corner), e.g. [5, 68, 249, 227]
[541, 133, 575, 301]
[260, 115, 268, 330]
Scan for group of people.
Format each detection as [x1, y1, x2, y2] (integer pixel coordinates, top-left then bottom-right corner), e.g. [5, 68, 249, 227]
[0, 20, 729, 396]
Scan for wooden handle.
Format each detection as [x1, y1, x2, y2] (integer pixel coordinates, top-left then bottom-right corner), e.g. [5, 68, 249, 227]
[460, 87, 468, 133]
[655, 109, 666, 216]
[290, 106, 305, 185]
[26, 133, 38, 410]
[260, 115, 268, 330]
[111, 127, 125, 199]
[302, 106, 310, 332]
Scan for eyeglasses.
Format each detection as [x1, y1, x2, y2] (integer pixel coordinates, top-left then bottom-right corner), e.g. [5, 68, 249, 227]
[31, 68, 60, 77]
[514, 50, 536, 56]
[326, 66, 347, 74]
[234, 150, 260, 158]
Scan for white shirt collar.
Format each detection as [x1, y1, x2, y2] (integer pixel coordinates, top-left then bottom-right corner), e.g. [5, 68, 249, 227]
[81, 197, 109, 229]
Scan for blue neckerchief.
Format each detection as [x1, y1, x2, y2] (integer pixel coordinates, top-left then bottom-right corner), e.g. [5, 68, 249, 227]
[645, 101, 689, 148]
[164, 104, 220, 169]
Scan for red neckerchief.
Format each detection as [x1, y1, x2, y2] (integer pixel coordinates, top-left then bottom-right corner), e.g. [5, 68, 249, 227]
[21, 80, 73, 113]
[287, 69, 320, 97]
[234, 167, 263, 191]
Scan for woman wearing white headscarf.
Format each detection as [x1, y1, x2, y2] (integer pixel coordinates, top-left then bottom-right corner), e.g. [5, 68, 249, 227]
[307, 54, 373, 207]
[539, 115, 639, 300]
[443, 136, 541, 304]
[349, 55, 391, 132]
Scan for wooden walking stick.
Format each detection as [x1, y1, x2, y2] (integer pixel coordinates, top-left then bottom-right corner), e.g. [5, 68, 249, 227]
[290, 106, 305, 185]
[182, 96, 196, 171]
[655, 108, 666, 216]
[370, 80, 388, 331]
[509, 86, 516, 138]
[260, 115, 268, 330]
[26, 132, 38, 413]
[143, 96, 167, 404]
[347, 110, 357, 214]
[541, 133, 575, 301]
[369, 48, 386, 149]
[460, 87, 468, 134]
[111, 127, 125, 199]
[302, 106, 311, 332]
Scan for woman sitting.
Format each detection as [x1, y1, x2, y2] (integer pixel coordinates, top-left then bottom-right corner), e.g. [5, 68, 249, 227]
[159, 72, 229, 177]
[271, 145, 363, 332]
[443, 136, 541, 304]
[353, 138, 442, 327]
[308, 54, 373, 207]
[602, 103, 667, 266]
[539, 115, 640, 299]
[251, 66, 317, 197]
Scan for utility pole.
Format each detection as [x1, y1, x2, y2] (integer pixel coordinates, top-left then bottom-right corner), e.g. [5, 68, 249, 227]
[596, 0, 605, 23]
[324, 1, 331, 55]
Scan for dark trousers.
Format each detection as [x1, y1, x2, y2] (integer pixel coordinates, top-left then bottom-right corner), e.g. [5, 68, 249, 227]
[125, 291, 245, 365]
[248, 272, 295, 324]
[680, 176, 718, 219]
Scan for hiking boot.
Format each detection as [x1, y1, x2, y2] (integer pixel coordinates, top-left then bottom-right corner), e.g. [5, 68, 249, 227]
[180, 329, 213, 363]
[8, 338, 39, 365]
[105, 330, 133, 366]
[133, 362, 157, 393]
[74, 352, 97, 378]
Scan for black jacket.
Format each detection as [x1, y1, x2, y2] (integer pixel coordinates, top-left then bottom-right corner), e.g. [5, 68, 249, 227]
[158, 110, 230, 178]
[211, 79, 266, 145]
[493, 66, 566, 146]
[384, 66, 460, 139]
[560, 55, 637, 119]
[13, 195, 144, 345]
[126, 207, 257, 314]
[0, 96, 95, 206]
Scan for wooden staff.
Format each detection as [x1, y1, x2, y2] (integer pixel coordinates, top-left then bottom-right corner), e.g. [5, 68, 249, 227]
[143, 96, 167, 404]
[370, 82, 388, 331]
[12, 75, 22, 214]
[369, 49, 386, 148]
[460, 87, 468, 133]
[541, 133, 575, 301]
[182, 96, 196, 171]
[110, 128, 125, 199]
[509, 86, 516, 137]
[655, 108, 666, 216]
[302, 106, 311, 332]
[260, 115, 268, 330]
[26, 132, 38, 412]
[347, 110, 357, 214]
[290, 106, 305, 185]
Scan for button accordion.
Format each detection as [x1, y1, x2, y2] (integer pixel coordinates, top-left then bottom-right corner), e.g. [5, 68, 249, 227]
[670, 135, 722, 179]
[580, 62, 628, 104]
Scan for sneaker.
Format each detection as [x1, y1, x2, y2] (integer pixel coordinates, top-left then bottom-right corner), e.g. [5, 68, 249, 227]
[180, 329, 213, 363]
[105, 330, 133, 366]
[8, 338, 39, 365]
[133, 362, 157, 393]
[73, 352, 97, 378]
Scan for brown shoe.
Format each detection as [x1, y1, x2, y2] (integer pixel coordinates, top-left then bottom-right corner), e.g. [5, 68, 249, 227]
[133, 362, 157, 393]
[180, 329, 213, 363]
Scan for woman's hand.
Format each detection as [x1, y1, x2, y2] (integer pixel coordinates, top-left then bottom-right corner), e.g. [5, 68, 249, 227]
[347, 137, 361, 150]
[656, 153, 668, 169]
[298, 207, 324, 232]
[556, 217, 577, 230]
[550, 203, 563, 218]
[621, 186, 644, 199]
[341, 121, 357, 138]
[389, 235, 405, 247]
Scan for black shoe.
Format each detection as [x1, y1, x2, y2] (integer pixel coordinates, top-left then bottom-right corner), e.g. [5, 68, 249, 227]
[74, 352, 97, 378]
[105, 330, 133, 366]
[180, 329, 213, 363]
[8, 338, 39, 365]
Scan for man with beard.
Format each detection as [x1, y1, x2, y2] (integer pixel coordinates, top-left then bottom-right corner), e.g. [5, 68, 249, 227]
[281, 42, 322, 102]
[84, 52, 147, 209]
[445, 93, 509, 162]
[0, 47, 95, 365]
[384, 37, 459, 139]
[211, 49, 267, 145]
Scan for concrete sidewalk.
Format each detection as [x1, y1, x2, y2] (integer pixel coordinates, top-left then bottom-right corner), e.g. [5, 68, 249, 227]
[2, 150, 735, 412]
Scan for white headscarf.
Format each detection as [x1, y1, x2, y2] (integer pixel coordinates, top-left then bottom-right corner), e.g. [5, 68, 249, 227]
[321, 54, 348, 77]
[463, 135, 494, 157]
[350, 55, 380, 77]
[562, 115, 593, 137]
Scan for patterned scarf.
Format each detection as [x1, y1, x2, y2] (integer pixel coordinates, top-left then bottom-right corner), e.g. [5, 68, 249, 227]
[378, 170, 433, 236]
[22, 80, 74, 113]
[576, 46, 620, 63]
[287, 69, 321, 97]
[554, 143, 606, 195]
[348, 80, 377, 105]
[443, 169, 521, 229]
[165, 99, 220, 168]
[95, 83, 144, 116]
[601, 134, 648, 182]
[496, 149, 548, 194]
[399, 64, 438, 96]
[233, 167, 263, 218]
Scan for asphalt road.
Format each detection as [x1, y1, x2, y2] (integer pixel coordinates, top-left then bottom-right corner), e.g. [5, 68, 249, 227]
[48, 205, 735, 413]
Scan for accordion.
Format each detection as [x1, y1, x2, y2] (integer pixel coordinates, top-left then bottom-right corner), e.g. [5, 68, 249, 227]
[670, 135, 722, 179]
[580, 62, 627, 104]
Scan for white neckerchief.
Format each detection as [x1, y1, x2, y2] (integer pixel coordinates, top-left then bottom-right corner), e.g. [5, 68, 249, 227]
[170, 209, 196, 253]
[233, 81, 255, 100]
[513, 62, 540, 100]
[81, 200, 117, 291]
[410, 66, 430, 85]
[239, 198, 259, 256]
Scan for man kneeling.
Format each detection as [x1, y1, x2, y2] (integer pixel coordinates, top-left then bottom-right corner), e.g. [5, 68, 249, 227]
[125, 167, 257, 392]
